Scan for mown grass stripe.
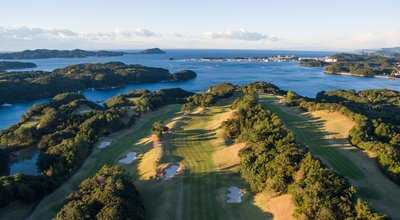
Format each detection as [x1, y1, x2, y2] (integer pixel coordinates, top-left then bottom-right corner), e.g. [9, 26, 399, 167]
[260, 98, 365, 180]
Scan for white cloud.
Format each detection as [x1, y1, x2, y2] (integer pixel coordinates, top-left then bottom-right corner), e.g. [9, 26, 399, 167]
[0, 26, 79, 41]
[204, 29, 272, 41]
[2, 25, 398, 51]
[133, 28, 158, 37]
[349, 30, 400, 49]
[0, 26, 160, 43]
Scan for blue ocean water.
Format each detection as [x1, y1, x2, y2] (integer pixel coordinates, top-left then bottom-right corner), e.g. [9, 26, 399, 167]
[9, 148, 39, 175]
[1, 49, 400, 130]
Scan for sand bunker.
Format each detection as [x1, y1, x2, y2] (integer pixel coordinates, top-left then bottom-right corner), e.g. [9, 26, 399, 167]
[213, 143, 246, 170]
[308, 110, 356, 139]
[206, 109, 235, 130]
[163, 164, 179, 180]
[254, 192, 295, 220]
[226, 186, 244, 203]
[98, 141, 111, 149]
[138, 136, 162, 180]
[118, 152, 138, 164]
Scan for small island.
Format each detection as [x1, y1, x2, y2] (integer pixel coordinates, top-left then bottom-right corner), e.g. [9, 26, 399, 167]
[0, 49, 125, 60]
[137, 48, 166, 54]
[0, 62, 196, 104]
[0, 61, 37, 71]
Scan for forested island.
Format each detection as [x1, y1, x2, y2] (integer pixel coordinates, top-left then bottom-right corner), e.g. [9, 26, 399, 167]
[0, 48, 166, 60]
[0, 62, 197, 104]
[138, 48, 166, 54]
[0, 61, 37, 71]
[0, 49, 126, 59]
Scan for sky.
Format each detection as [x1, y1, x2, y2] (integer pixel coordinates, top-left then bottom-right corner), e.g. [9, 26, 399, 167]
[0, 0, 399, 51]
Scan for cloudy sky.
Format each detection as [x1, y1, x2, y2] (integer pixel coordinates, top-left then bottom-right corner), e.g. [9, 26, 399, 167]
[1, 0, 399, 51]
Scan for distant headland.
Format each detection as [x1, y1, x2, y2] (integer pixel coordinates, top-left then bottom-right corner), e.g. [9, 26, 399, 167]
[0, 62, 196, 104]
[299, 51, 400, 79]
[0, 49, 125, 60]
[0, 61, 37, 71]
[137, 48, 166, 54]
[0, 48, 166, 60]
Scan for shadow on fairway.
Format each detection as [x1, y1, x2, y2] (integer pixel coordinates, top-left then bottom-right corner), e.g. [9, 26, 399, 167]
[260, 97, 365, 180]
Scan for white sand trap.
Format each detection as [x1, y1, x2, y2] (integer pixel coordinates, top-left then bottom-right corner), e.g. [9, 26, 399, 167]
[98, 141, 111, 149]
[118, 152, 138, 164]
[163, 164, 179, 180]
[226, 186, 244, 203]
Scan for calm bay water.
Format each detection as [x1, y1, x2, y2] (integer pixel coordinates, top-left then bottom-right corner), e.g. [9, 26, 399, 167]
[1, 49, 400, 130]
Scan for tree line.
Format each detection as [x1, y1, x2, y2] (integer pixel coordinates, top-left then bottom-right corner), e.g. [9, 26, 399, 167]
[55, 165, 144, 220]
[179, 82, 384, 218]
[0, 88, 192, 209]
[221, 84, 385, 219]
[182, 83, 236, 111]
[286, 89, 400, 185]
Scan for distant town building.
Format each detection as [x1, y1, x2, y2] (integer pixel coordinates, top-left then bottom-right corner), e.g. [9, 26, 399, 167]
[324, 57, 338, 63]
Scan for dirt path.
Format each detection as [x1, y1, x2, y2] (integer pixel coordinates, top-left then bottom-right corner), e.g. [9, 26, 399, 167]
[261, 96, 400, 219]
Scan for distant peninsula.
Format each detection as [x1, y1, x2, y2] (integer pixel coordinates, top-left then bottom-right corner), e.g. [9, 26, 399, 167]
[0, 62, 196, 104]
[138, 48, 166, 54]
[0, 61, 37, 71]
[299, 52, 400, 78]
[0, 49, 125, 60]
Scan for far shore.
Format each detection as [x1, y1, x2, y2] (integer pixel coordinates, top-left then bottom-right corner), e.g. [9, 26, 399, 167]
[325, 71, 398, 80]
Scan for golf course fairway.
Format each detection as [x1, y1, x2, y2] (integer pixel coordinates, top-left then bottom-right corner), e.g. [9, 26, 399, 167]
[260, 95, 400, 219]
[132, 102, 271, 220]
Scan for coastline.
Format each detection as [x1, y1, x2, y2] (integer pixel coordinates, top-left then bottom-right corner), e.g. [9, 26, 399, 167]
[326, 71, 397, 80]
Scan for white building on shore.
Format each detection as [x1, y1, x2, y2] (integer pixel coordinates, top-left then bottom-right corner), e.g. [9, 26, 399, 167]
[324, 57, 338, 63]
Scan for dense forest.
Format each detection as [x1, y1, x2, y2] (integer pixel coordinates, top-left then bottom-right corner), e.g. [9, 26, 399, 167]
[286, 89, 400, 185]
[0, 49, 125, 59]
[299, 59, 328, 67]
[0, 87, 192, 208]
[0, 61, 37, 71]
[182, 83, 236, 111]
[0, 62, 196, 104]
[55, 165, 145, 220]
[219, 82, 385, 219]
